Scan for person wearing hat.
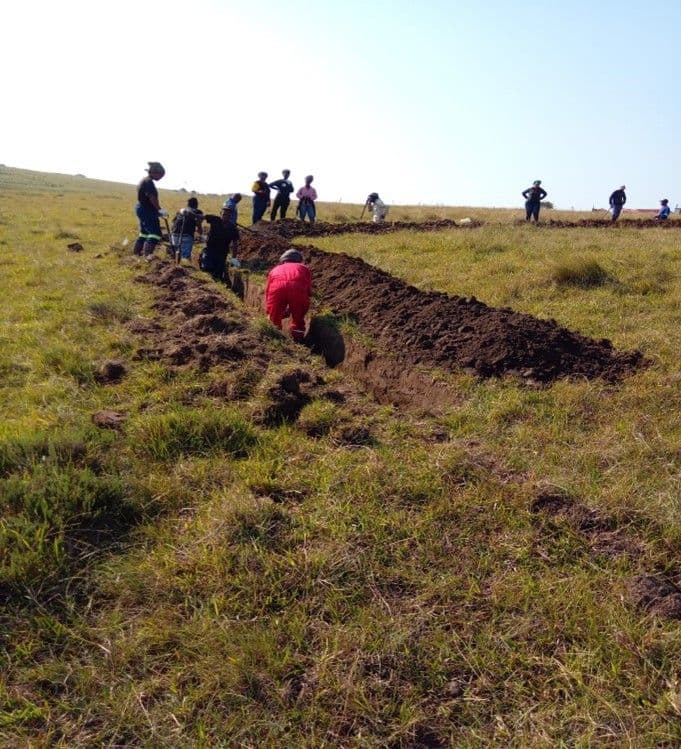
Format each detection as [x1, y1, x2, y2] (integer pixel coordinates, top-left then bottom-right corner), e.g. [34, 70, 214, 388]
[296, 175, 318, 224]
[655, 199, 671, 221]
[133, 161, 166, 257]
[251, 172, 271, 223]
[265, 249, 312, 342]
[522, 180, 547, 223]
[171, 196, 203, 264]
[269, 170, 295, 221]
[609, 185, 627, 222]
[365, 192, 388, 223]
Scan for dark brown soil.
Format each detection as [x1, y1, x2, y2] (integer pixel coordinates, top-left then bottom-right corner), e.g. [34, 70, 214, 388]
[546, 218, 681, 229]
[238, 236, 647, 383]
[67, 242, 84, 252]
[252, 218, 479, 240]
[96, 359, 127, 384]
[631, 574, 681, 620]
[531, 491, 642, 559]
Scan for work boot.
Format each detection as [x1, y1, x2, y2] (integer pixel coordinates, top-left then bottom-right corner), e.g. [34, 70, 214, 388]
[143, 241, 157, 259]
[133, 237, 145, 256]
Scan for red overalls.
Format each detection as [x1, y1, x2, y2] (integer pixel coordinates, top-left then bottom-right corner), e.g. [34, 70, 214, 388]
[265, 261, 312, 341]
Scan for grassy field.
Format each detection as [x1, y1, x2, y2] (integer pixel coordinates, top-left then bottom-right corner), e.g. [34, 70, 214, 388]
[1, 166, 680, 747]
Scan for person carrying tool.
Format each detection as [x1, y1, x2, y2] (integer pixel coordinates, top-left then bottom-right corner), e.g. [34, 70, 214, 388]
[609, 185, 626, 222]
[365, 192, 388, 223]
[655, 199, 671, 221]
[133, 162, 167, 258]
[171, 197, 203, 264]
[265, 249, 312, 342]
[296, 175, 317, 224]
[522, 180, 547, 223]
[223, 193, 242, 226]
[269, 170, 295, 221]
[251, 172, 271, 223]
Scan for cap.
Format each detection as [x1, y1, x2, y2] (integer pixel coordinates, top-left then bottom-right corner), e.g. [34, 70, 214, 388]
[279, 249, 303, 263]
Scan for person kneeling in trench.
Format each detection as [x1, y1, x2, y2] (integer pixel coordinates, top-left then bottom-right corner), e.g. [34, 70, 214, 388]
[265, 249, 312, 342]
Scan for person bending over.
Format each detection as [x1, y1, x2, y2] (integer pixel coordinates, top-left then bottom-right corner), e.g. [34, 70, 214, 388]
[265, 249, 312, 342]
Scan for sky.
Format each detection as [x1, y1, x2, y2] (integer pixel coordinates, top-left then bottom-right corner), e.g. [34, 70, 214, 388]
[2, 0, 679, 209]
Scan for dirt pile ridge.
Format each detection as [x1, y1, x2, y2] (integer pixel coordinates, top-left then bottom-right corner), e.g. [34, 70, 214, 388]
[238, 236, 646, 383]
[252, 217, 479, 240]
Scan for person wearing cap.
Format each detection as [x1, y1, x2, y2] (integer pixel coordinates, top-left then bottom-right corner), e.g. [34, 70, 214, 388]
[251, 172, 271, 223]
[521, 180, 547, 223]
[171, 197, 203, 264]
[269, 170, 295, 221]
[265, 249, 312, 342]
[223, 193, 242, 227]
[296, 175, 318, 224]
[609, 185, 627, 222]
[365, 192, 388, 223]
[133, 162, 166, 257]
[655, 199, 671, 221]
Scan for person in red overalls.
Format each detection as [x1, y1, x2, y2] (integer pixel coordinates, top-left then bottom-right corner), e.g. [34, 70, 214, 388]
[265, 249, 312, 341]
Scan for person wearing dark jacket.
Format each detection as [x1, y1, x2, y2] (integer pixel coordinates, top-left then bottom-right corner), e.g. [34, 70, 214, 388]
[133, 161, 166, 257]
[609, 186, 626, 222]
[199, 215, 234, 285]
[170, 197, 203, 263]
[251, 171, 271, 223]
[269, 170, 295, 220]
[522, 180, 547, 223]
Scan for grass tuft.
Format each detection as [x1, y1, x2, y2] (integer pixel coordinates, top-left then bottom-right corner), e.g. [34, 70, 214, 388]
[551, 257, 610, 287]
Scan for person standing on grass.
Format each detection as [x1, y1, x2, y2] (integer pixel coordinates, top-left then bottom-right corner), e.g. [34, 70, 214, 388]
[365, 192, 388, 223]
[133, 162, 167, 258]
[655, 199, 671, 221]
[296, 175, 318, 224]
[265, 249, 312, 342]
[609, 185, 626, 222]
[522, 180, 547, 223]
[251, 172, 271, 223]
[171, 197, 203, 264]
[269, 169, 295, 221]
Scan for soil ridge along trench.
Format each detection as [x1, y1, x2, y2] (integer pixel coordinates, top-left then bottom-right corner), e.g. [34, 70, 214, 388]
[238, 231, 646, 384]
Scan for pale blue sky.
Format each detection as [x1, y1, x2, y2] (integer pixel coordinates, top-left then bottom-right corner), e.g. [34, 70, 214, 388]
[3, 0, 678, 209]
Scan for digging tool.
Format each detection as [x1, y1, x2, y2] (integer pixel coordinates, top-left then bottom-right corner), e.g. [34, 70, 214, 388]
[360, 201, 368, 221]
[162, 216, 181, 263]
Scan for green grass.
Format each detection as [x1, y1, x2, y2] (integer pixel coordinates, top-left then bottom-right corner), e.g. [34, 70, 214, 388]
[0, 166, 680, 747]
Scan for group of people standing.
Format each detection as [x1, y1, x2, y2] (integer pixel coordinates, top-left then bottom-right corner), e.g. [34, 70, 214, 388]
[252, 170, 318, 224]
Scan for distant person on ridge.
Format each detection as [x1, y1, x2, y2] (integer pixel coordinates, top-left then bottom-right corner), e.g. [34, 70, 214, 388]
[522, 180, 547, 223]
[655, 198, 671, 221]
[133, 162, 166, 258]
[251, 172, 270, 223]
[170, 196, 203, 264]
[265, 249, 312, 342]
[269, 169, 295, 221]
[296, 175, 317, 224]
[365, 192, 388, 223]
[609, 185, 626, 222]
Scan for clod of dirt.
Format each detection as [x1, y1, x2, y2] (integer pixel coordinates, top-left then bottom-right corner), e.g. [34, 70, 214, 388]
[179, 291, 229, 316]
[631, 575, 681, 620]
[92, 410, 126, 429]
[332, 423, 374, 447]
[67, 242, 84, 252]
[127, 318, 162, 335]
[255, 369, 314, 425]
[177, 313, 243, 337]
[96, 359, 127, 384]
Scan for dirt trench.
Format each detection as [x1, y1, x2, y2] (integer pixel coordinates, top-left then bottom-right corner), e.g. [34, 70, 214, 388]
[249, 218, 478, 240]
[237, 233, 646, 384]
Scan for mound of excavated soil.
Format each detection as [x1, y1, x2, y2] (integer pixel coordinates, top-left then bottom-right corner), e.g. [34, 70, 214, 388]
[238, 238, 646, 383]
[546, 218, 681, 229]
[252, 218, 478, 240]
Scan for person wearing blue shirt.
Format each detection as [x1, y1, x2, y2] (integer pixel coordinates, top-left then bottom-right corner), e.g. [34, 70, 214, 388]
[655, 199, 671, 221]
[223, 193, 242, 226]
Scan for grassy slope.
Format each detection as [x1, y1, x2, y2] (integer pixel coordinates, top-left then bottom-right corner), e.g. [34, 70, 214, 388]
[1, 166, 680, 747]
